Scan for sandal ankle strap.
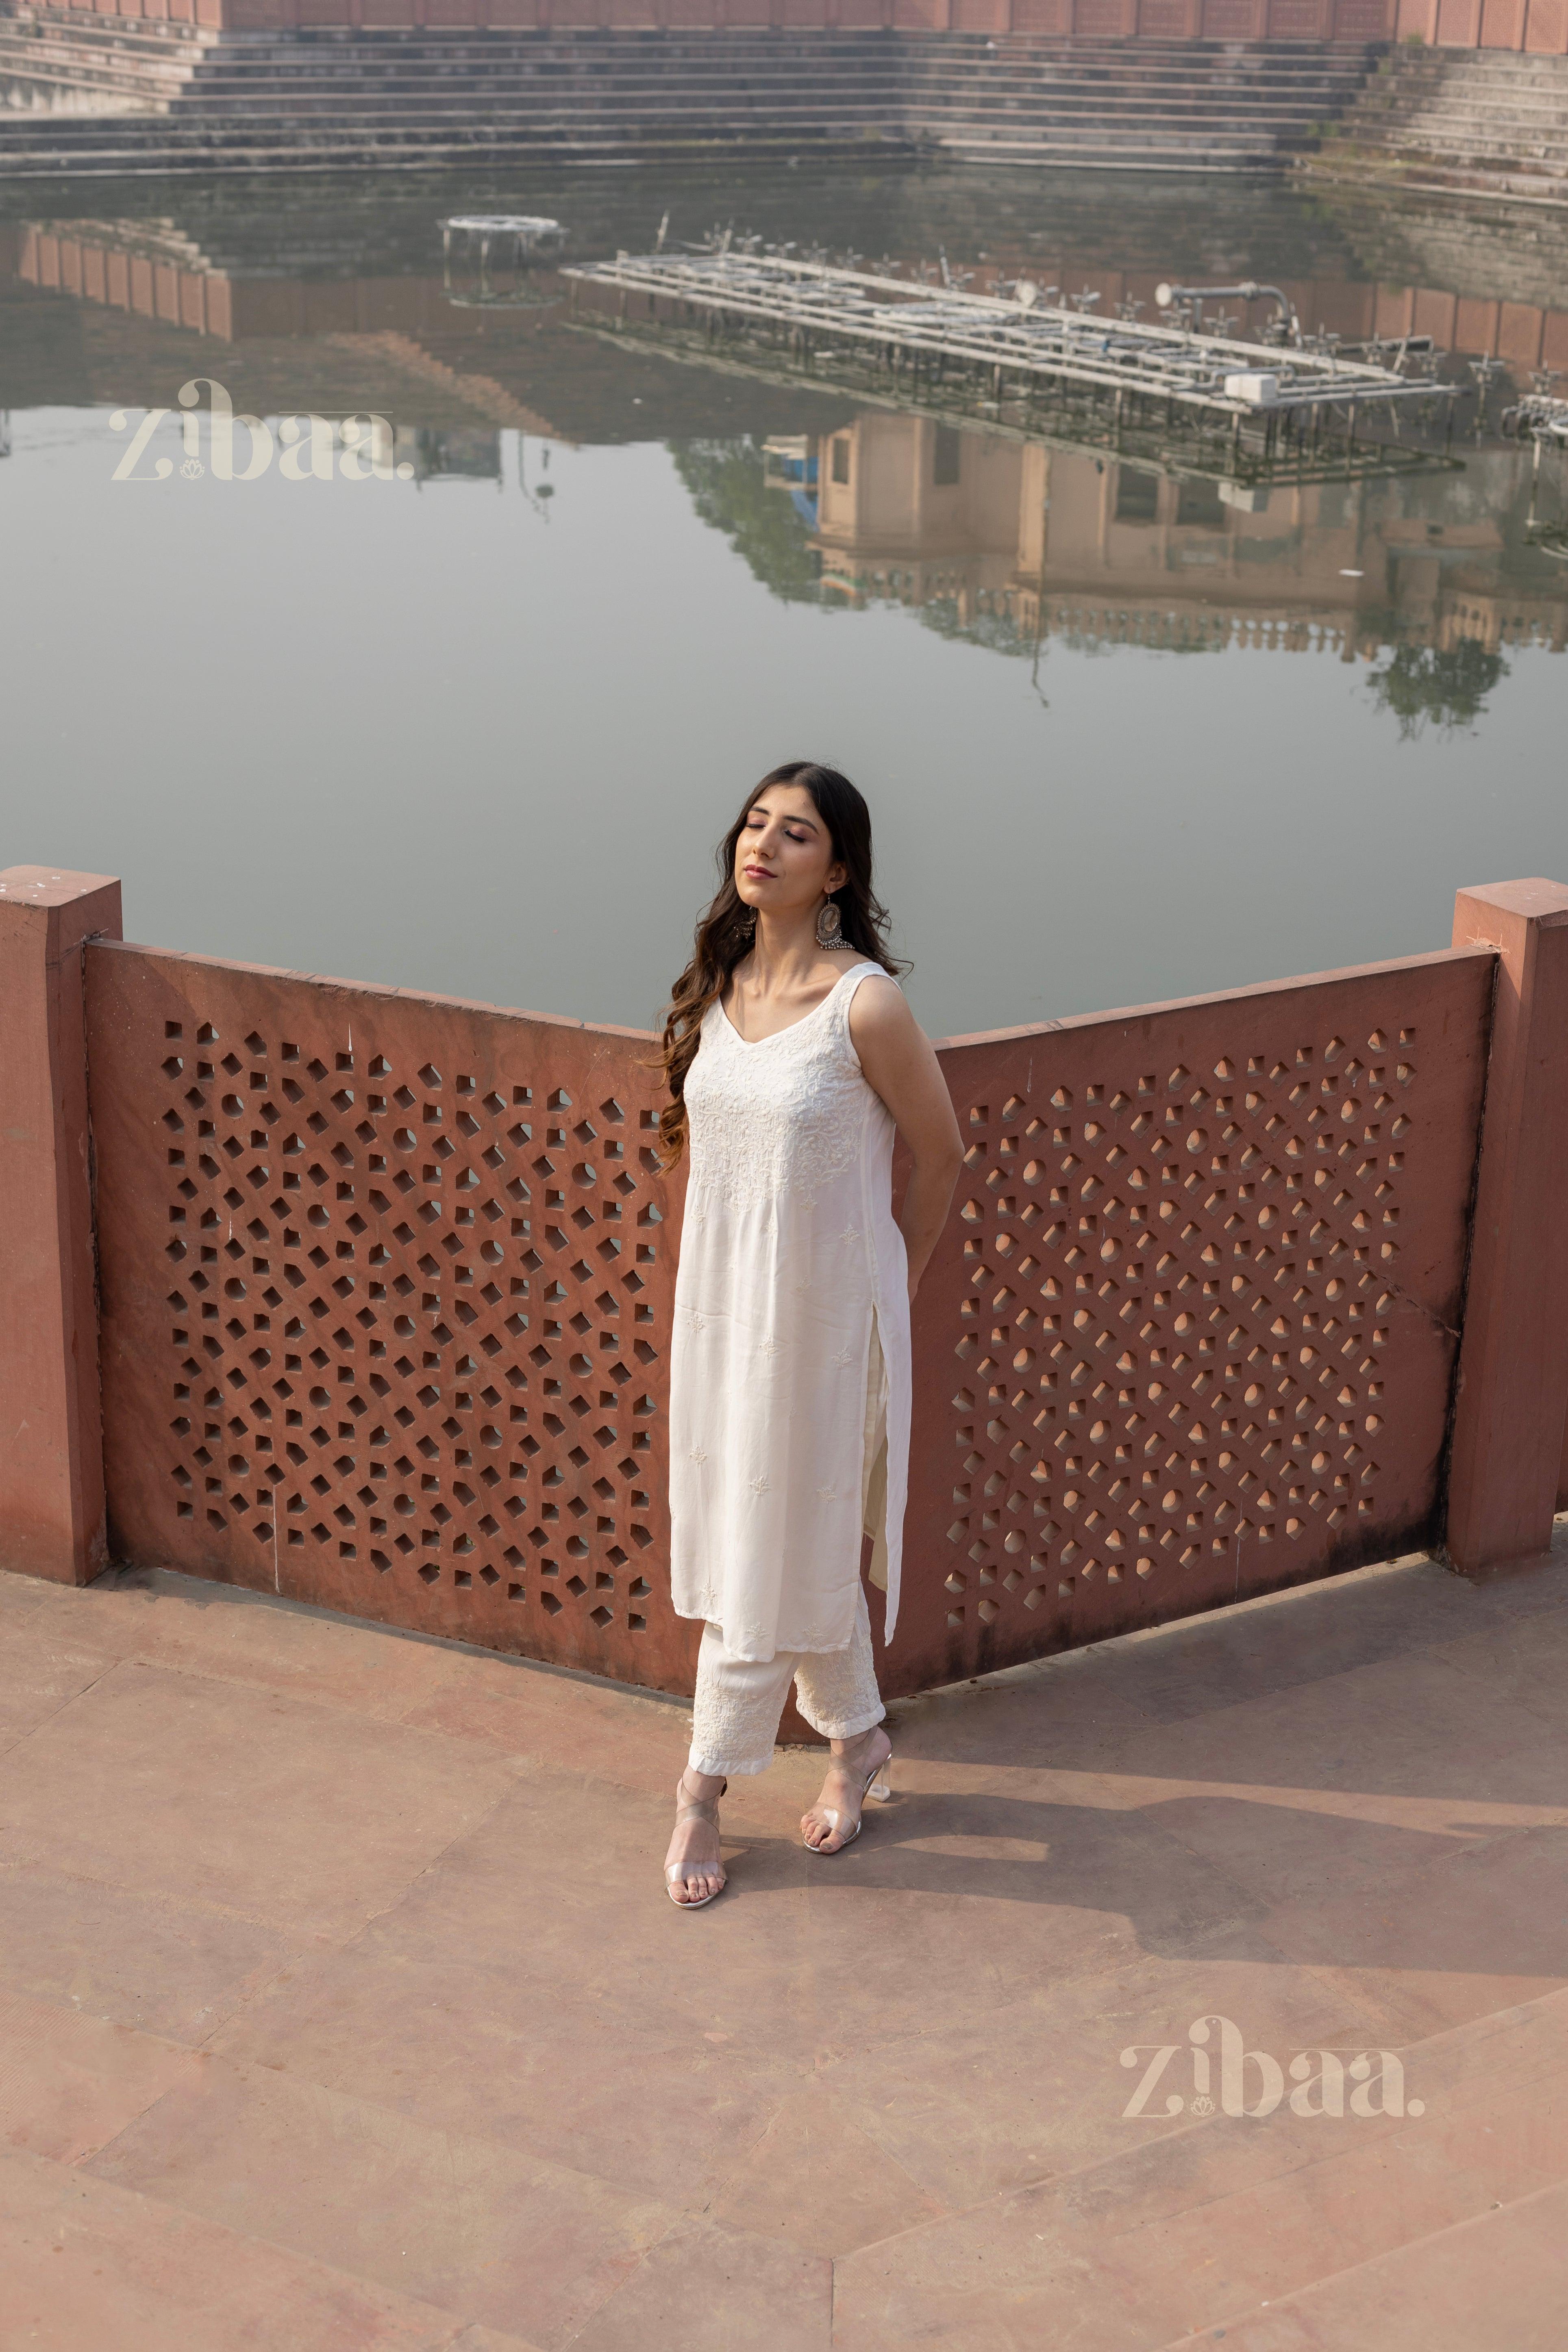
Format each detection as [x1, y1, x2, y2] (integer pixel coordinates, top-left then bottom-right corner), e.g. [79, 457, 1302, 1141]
[675, 1772, 726, 1827]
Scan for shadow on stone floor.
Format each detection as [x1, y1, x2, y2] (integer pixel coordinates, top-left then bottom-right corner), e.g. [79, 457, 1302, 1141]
[0, 1534, 1565, 2350]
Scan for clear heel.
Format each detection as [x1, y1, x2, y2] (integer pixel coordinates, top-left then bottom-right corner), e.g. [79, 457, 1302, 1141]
[665, 1773, 727, 1910]
[804, 1746, 893, 1855]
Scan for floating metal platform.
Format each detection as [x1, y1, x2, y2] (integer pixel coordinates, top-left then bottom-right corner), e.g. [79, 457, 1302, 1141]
[441, 215, 566, 259]
[564, 246, 1462, 485]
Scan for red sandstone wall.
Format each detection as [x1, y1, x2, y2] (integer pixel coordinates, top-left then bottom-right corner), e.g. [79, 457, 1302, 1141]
[46, 0, 1568, 55]
[84, 943, 697, 1693]
[48, 0, 1404, 41]
[905, 952, 1494, 1693]
[78, 935, 1496, 1702]
[1394, 0, 1568, 43]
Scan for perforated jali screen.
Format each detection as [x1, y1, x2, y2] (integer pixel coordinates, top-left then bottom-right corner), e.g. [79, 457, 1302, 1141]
[84, 940, 1495, 1703]
[886, 949, 1495, 1698]
[86, 946, 694, 1691]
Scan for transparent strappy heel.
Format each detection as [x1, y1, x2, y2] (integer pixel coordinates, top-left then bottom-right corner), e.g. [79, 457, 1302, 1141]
[804, 1744, 893, 1856]
[665, 1772, 728, 1909]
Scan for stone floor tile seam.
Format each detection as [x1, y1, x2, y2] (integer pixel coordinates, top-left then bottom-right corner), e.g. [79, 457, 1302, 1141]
[825, 2098, 1248, 2267]
[83, 1631, 696, 1794]
[1086, 2002, 1568, 2269]
[1292, 1959, 1448, 2054]
[65, 1640, 568, 1776]
[8, 1550, 1537, 1777]
[1183, 1793, 1568, 1913]
[95, 1564, 694, 1724]
[399, 1658, 687, 1727]
[0, 1979, 205, 2065]
[72, 1570, 1567, 1831]
[75, 2104, 686, 2350]
[1248, 1818, 1568, 1968]
[1422, 1643, 1568, 1739]
[1147, 2169, 1568, 2352]
[0, 1924, 328, 2060]
[0, 1842, 361, 1945]
[260, 1771, 550, 2005]
[807, 1934, 1397, 2099]
[4, 1775, 490, 1937]
[1253, 1979, 1568, 2125]
[0, 1627, 123, 1676]
[955, 1550, 1440, 1670]
[0, 1650, 124, 1753]
[1335, 1978, 1568, 2086]
[556, 2216, 838, 2352]
[0, 2141, 489, 2350]
[811, 1974, 1568, 2282]
[544, 2210, 720, 2352]
[715, 2078, 958, 2251]
[930, 1558, 1491, 1710]
[183, 1942, 354, 2057]
[82, 2043, 693, 2239]
[833, 2090, 1556, 2350]
[143, 1634, 685, 1743]
[1112, 1639, 1568, 1765]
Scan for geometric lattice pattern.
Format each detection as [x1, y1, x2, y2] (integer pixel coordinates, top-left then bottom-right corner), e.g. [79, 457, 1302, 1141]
[941, 1022, 1417, 1637]
[159, 1019, 661, 1618]
[88, 939, 1492, 1704]
[86, 950, 683, 1685]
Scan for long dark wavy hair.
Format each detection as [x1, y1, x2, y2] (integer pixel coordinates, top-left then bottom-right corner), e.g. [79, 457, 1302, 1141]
[658, 761, 904, 1166]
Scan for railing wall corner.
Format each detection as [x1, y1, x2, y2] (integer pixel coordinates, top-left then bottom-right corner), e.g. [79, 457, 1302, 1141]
[1443, 879, 1568, 1575]
[0, 865, 123, 1587]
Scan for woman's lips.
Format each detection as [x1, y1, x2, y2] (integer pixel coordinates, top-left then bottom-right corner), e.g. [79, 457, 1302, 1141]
[744, 865, 773, 879]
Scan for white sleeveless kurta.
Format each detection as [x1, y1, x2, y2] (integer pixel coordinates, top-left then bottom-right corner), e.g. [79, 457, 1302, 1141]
[668, 962, 911, 1663]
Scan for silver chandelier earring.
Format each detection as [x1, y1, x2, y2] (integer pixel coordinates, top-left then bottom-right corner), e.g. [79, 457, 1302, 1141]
[816, 898, 850, 950]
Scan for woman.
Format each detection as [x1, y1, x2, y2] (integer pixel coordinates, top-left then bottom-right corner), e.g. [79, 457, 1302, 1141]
[660, 762, 962, 1908]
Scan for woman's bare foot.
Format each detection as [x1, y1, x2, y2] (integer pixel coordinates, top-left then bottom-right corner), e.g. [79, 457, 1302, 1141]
[802, 1724, 892, 1853]
[665, 1768, 726, 1906]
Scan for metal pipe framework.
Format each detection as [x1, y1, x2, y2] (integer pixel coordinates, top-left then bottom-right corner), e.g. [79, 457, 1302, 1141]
[562, 248, 1458, 423]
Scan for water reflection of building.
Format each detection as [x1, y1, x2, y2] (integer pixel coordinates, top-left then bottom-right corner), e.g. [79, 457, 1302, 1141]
[11, 208, 1568, 452]
[0, 216, 839, 446]
[7, 206, 1567, 662]
[811, 411, 1567, 659]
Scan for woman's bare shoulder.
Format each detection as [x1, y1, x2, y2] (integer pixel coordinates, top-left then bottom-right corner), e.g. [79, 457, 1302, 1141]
[848, 971, 921, 1041]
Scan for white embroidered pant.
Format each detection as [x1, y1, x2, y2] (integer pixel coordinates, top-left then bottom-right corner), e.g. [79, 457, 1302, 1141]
[689, 1582, 885, 1778]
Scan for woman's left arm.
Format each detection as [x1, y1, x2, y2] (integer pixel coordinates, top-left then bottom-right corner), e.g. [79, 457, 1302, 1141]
[850, 979, 964, 1300]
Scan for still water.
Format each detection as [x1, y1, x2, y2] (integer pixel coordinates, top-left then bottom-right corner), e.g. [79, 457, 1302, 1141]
[4, 165, 1566, 1038]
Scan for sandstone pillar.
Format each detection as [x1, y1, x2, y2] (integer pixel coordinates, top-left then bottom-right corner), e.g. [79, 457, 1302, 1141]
[1445, 878, 1568, 1572]
[0, 865, 122, 1582]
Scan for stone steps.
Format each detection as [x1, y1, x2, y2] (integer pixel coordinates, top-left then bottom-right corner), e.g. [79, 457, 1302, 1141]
[0, 9, 1383, 177]
[65, 91, 1345, 124]
[1301, 45, 1568, 202]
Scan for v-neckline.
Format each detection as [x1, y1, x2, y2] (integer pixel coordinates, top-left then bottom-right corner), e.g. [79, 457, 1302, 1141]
[717, 963, 867, 1050]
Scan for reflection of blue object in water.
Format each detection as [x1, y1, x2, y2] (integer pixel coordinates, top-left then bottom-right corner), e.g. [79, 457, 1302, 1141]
[762, 435, 818, 499]
[791, 489, 819, 526]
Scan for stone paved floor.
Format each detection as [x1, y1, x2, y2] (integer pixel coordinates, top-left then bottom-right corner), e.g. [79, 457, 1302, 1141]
[1, 1534, 1566, 2351]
